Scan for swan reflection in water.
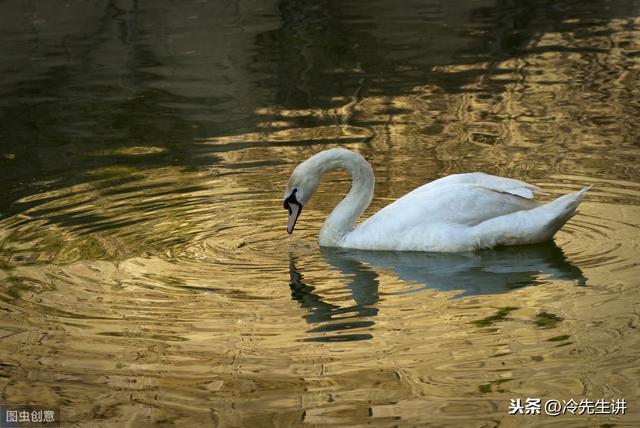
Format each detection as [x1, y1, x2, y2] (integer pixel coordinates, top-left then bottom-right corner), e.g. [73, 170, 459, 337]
[289, 243, 586, 342]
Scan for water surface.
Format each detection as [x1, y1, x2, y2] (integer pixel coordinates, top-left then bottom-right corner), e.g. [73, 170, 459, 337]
[1, 0, 639, 426]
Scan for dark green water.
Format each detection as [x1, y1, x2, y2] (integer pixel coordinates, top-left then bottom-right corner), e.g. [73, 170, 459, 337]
[1, 1, 639, 426]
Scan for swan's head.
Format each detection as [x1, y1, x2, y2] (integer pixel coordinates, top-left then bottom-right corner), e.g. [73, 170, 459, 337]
[283, 162, 320, 234]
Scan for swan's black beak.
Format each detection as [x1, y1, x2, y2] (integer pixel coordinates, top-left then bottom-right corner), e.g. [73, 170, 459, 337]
[284, 189, 303, 234]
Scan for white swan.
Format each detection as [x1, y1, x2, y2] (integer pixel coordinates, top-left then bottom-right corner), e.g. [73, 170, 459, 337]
[283, 148, 590, 252]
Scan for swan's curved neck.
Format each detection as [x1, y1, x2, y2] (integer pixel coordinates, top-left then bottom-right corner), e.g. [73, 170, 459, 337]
[312, 150, 374, 246]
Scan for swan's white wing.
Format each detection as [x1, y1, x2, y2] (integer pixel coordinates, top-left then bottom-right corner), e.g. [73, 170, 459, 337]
[346, 183, 540, 248]
[406, 172, 542, 199]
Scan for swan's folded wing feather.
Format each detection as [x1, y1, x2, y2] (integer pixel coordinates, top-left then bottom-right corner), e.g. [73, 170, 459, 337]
[408, 172, 542, 200]
[355, 183, 540, 237]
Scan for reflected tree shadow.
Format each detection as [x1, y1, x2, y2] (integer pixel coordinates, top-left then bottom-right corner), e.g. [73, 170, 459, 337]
[3, 0, 636, 216]
[290, 242, 586, 340]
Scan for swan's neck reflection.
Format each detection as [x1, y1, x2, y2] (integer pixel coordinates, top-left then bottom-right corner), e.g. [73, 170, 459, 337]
[289, 255, 379, 342]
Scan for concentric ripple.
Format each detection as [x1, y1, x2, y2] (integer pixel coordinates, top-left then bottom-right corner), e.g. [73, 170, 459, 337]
[543, 176, 640, 279]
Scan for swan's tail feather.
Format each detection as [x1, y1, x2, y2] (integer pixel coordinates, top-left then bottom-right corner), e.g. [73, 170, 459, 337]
[541, 185, 590, 236]
[472, 185, 591, 248]
[551, 184, 590, 211]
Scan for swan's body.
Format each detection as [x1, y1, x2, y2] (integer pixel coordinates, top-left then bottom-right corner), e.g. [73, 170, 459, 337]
[283, 148, 590, 252]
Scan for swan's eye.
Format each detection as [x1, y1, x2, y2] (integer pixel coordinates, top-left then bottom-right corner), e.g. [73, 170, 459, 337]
[284, 188, 300, 210]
